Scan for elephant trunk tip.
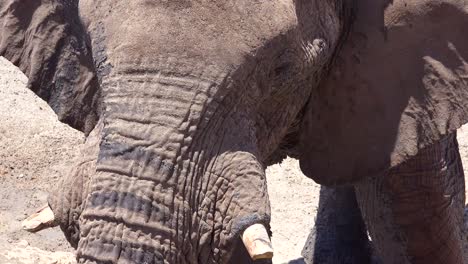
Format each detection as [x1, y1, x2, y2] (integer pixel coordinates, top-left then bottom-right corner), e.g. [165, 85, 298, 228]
[241, 223, 274, 260]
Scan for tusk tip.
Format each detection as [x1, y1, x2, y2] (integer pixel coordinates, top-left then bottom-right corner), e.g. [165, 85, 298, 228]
[22, 204, 55, 232]
[241, 223, 274, 260]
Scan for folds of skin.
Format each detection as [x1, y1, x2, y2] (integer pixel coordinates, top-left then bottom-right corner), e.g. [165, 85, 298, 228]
[355, 132, 465, 264]
[75, 74, 273, 262]
[51, 101, 273, 263]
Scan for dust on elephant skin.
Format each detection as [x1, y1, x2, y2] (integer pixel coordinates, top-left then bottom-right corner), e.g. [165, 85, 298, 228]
[1, 0, 468, 263]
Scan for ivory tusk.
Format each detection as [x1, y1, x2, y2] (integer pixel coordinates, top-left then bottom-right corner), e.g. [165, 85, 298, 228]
[22, 204, 55, 232]
[241, 223, 274, 260]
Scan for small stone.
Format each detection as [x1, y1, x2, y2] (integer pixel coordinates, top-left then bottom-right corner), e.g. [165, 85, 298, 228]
[18, 174, 24, 178]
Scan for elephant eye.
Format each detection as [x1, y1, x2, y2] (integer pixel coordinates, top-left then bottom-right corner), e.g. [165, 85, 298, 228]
[274, 63, 291, 76]
[272, 47, 300, 79]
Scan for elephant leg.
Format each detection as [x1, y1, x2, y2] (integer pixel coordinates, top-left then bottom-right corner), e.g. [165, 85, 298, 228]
[355, 132, 465, 264]
[302, 186, 372, 264]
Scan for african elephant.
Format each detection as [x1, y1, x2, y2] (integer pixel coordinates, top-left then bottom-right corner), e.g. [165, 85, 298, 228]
[1, 0, 468, 263]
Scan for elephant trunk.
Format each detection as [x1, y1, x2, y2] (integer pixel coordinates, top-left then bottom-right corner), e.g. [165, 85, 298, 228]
[51, 70, 272, 263]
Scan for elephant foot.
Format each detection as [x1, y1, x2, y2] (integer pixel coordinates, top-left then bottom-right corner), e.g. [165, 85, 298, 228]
[302, 186, 372, 264]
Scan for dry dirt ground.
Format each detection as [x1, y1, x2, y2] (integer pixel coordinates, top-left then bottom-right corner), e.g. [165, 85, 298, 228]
[0, 56, 466, 264]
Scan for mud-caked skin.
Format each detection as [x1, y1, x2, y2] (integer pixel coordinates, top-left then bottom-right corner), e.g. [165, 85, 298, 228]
[1, 0, 468, 263]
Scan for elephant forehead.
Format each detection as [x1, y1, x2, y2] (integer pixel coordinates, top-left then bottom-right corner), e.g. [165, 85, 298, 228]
[80, 0, 307, 66]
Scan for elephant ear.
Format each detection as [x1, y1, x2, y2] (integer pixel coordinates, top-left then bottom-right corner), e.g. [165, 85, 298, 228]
[0, 0, 100, 134]
[299, 0, 468, 186]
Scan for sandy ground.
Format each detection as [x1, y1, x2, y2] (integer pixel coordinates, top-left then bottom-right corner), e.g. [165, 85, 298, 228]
[0, 56, 465, 264]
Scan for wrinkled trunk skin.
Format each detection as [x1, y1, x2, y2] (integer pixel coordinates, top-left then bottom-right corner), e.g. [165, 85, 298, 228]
[302, 186, 372, 264]
[355, 133, 465, 264]
[47, 59, 314, 263]
[75, 76, 270, 263]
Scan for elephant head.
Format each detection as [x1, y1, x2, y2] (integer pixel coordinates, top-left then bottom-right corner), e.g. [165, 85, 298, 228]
[3, 0, 468, 263]
[2, 0, 350, 262]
